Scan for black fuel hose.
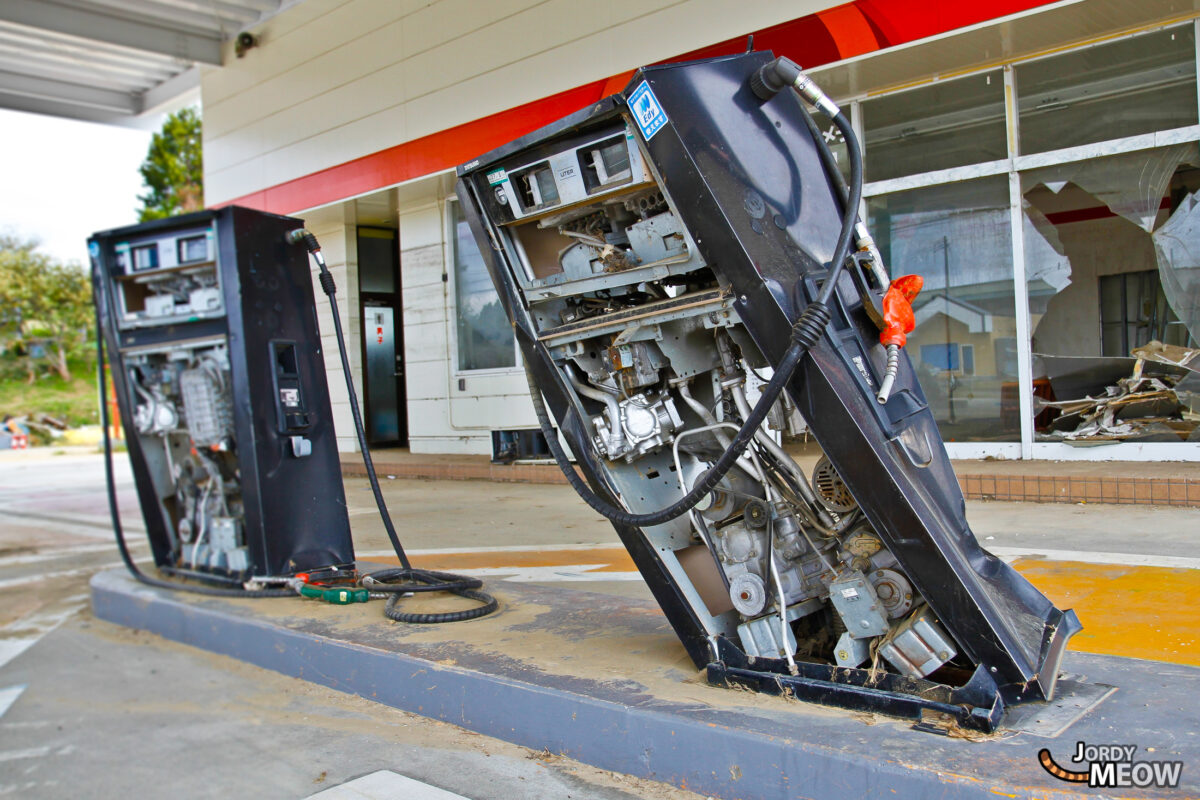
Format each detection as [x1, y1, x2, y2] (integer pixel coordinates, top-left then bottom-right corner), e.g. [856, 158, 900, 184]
[525, 86, 863, 528]
[94, 307, 295, 598]
[799, 103, 850, 214]
[363, 567, 498, 624]
[290, 231, 497, 623]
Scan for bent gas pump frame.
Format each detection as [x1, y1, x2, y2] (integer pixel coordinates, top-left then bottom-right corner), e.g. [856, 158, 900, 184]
[454, 51, 1080, 732]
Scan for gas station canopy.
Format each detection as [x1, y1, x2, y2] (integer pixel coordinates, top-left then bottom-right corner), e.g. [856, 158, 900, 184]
[0, 0, 285, 126]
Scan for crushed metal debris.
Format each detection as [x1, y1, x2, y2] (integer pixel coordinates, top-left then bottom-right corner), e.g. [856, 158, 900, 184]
[1037, 341, 1199, 442]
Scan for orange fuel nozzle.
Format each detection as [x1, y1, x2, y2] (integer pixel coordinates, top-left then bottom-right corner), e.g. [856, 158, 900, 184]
[876, 275, 924, 405]
[879, 274, 923, 347]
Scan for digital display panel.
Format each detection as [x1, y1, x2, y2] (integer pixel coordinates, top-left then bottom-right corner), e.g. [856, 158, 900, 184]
[132, 244, 158, 271]
[178, 235, 209, 263]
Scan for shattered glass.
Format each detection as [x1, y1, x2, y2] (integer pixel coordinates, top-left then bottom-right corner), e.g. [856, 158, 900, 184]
[1022, 146, 1200, 443]
[1023, 202, 1072, 304]
[1025, 145, 1193, 233]
[1152, 192, 1200, 345]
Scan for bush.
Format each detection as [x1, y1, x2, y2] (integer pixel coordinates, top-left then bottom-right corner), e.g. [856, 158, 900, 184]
[0, 236, 94, 383]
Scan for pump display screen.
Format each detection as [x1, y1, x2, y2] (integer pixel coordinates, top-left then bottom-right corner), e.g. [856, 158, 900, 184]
[178, 235, 209, 263]
[131, 244, 158, 271]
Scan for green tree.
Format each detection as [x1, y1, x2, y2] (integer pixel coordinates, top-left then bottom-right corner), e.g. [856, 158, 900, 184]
[0, 236, 94, 382]
[137, 107, 204, 221]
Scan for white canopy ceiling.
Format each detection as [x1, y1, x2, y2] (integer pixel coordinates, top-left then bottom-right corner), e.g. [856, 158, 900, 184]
[0, 0, 287, 126]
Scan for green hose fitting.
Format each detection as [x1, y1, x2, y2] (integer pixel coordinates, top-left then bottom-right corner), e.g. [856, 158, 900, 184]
[300, 584, 370, 604]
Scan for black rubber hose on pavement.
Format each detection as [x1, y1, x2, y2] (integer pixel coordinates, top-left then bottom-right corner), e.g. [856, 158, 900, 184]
[290, 230, 498, 623]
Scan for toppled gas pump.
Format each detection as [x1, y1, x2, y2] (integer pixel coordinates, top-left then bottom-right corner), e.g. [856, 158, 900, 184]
[455, 51, 1079, 732]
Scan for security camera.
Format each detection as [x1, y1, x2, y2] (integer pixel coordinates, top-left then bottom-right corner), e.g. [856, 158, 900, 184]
[235, 32, 257, 58]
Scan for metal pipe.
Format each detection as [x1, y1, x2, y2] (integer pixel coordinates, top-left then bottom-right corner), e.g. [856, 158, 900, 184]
[767, 518, 799, 674]
[674, 381, 765, 481]
[729, 382, 834, 527]
[567, 368, 623, 457]
[672, 422, 775, 512]
[713, 329, 828, 519]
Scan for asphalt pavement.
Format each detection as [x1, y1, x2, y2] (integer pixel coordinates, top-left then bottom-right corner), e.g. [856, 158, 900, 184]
[0, 446, 1197, 797]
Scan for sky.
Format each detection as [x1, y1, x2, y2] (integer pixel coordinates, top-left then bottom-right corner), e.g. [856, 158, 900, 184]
[0, 108, 157, 267]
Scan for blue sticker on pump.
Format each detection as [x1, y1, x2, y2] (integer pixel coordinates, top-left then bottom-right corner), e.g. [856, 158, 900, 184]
[628, 82, 668, 141]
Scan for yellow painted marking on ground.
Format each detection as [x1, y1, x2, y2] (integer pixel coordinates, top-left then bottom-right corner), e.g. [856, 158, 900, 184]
[1011, 559, 1200, 667]
[388, 546, 635, 571]
[376, 547, 1200, 666]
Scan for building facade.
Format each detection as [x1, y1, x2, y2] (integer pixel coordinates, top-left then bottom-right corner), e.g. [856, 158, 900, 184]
[201, 0, 1200, 461]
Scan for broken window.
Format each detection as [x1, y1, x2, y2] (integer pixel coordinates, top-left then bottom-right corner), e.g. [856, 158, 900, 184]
[1022, 146, 1200, 443]
[868, 176, 1019, 441]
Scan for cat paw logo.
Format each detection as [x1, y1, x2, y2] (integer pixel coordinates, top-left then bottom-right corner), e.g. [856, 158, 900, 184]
[1039, 742, 1183, 789]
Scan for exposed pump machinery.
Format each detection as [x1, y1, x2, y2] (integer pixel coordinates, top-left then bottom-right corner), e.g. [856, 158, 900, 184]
[90, 207, 498, 618]
[89, 207, 356, 583]
[455, 51, 1081, 731]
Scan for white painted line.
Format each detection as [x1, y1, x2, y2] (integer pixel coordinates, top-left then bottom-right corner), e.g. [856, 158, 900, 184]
[0, 565, 127, 592]
[0, 542, 146, 567]
[367, 543, 1198, 571]
[989, 547, 1200, 570]
[0, 746, 51, 763]
[306, 770, 470, 800]
[0, 686, 25, 720]
[0, 597, 88, 671]
[0, 507, 146, 538]
[0, 640, 42, 672]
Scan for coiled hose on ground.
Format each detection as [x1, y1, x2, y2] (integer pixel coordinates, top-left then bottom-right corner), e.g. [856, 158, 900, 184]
[291, 230, 497, 623]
